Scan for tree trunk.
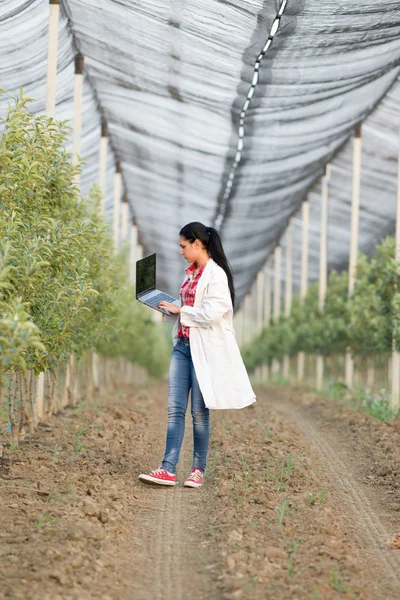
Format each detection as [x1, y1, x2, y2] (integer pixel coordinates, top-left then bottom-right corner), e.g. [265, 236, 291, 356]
[30, 372, 38, 431]
[9, 373, 19, 447]
[18, 373, 26, 440]
[48, 371, 57, 414]
[25, 371, 35, 434]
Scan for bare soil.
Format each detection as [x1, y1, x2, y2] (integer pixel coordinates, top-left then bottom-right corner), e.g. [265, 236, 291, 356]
[0, 381, 399, 599]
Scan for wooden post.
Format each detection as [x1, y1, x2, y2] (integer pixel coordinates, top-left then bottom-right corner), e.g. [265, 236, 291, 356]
[113, 163, 122, 249]
[345, 124, 362, 389]
[367, 358, 375, 391]
[131, 221, 138, 285]
[45, 0, 61, 118]
[92, 353, 100, 396]
[298, 199, 309, 382]
[256, 270, 264, 335]
[264, 259, 272, 328]
[261, 259, 272, 381]
[234, 307, 244, 347]
[137, 244, 143, 261]
[72, 55, 84, 190]
[272, 246, 281, 374]
[273, 246, 281, 325]
[99, 121, 108, 214]
[63, 362, 70, 407]
[121, 195, 129, 243]
[391, 125, 400, 408]
[254, 270, 264, 380]
[36, 372, 45, 420]
[242, 295, 247, 346]
[283, 220, 293, 379]
[243, 294, 251, 346]
[316, 165, 331, 390]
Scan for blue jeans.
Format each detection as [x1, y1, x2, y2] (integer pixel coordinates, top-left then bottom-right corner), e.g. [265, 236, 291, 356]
[162, 337, 210, 474]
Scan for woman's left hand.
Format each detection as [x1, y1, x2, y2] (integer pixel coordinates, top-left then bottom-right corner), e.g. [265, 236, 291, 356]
[158, 301, 181, 314]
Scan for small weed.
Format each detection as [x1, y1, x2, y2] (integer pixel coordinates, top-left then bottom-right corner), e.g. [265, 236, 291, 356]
[73, 437, 84, 453]
[307, 489, 328, 506]
[320, 381, 400, 423]
[265, 458, 273, 478]
[285, 454, 295, 477]
[232, 474, 243, 510]
[354, 387, 398, 422]
[45, 485, 72, 504]
[205, 450, 218, 482]
[307, 591, 320, 600]
[306, 492, 317, 506]
[240, 453, 252, 490]
[274, 499, 288, 527]
[318, 489, 328, 504]
[249, 419, 272, 441]
[207, 523, 215, 537]
[287, 539, 299, 577]
[329, 569, 348, 593]
[273, 454, 294, 492]
[72, 426, 91, 453]
[34, 511, 57, 529]
[52, 443, 62, 464]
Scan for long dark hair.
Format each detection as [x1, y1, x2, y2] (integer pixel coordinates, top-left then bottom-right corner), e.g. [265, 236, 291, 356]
[179, 222, 235, 309]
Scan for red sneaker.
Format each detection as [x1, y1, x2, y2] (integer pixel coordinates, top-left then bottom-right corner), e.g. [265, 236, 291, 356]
[184, 468, 204, 488]
[139, 467, 177, 486]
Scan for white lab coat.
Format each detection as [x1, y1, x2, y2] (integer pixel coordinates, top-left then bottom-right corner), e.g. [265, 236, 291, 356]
[168, 259, 256, 410]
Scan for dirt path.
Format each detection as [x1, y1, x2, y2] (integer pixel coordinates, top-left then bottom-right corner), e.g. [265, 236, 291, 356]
[272, 402, 400, 589]
[264, 385, 400, 597]
[1, 381, 400, 599]
[0, 383, 219, 600]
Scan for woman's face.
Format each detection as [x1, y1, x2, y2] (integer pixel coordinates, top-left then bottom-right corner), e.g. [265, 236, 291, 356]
[179, 236, 201, 263]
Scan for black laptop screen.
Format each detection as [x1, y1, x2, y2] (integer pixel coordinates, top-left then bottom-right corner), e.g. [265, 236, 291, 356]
[136, 253, 156, 297]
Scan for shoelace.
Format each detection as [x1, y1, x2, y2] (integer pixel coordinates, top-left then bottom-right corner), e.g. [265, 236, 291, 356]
[189, 470, 202, 481]
[152, 467, 167, 476]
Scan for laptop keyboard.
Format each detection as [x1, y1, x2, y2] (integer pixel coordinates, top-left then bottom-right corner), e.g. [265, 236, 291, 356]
[145, 292, 177, 308]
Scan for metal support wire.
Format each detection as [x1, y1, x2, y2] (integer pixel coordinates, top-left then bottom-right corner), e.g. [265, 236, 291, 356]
[214, 0, 289, 230]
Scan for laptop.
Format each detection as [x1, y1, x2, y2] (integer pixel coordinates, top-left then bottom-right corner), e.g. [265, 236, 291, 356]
[136, 253, 180, 315]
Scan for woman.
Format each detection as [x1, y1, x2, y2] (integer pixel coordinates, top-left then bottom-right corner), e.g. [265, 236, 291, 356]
[139, 222, 256, 488]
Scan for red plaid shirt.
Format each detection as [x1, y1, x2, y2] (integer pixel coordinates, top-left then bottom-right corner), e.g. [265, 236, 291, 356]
[178, 262, 207, 338]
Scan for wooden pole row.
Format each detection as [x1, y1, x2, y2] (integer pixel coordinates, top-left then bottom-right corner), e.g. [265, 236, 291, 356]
[243, 121, 400, 411]
[40, 1, 147, 417]
[392, 123, 400, 408]
[345, 124, 362, 389]
[44, 1, 142, 269]
[297, 199, 309, 382]
[316, 165, 331, 390]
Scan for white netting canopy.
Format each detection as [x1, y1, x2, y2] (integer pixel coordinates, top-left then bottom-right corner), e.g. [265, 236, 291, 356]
[1, 0, 400, 303]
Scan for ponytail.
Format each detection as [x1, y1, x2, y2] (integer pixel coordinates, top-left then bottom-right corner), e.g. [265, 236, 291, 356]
[179, 222, 235, 309]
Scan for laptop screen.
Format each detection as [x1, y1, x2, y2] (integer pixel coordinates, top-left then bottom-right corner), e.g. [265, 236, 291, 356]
[136, 253, 156, 297]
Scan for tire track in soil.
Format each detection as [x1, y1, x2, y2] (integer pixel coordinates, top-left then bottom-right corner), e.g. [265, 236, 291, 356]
[268, 395, 400, 592]
[152, 419, 190, 600]
[134, 384, 217, 600]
